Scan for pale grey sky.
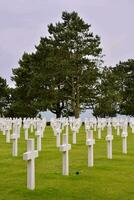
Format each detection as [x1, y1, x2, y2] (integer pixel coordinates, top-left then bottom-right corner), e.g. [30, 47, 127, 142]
[0, 0, 134, 86]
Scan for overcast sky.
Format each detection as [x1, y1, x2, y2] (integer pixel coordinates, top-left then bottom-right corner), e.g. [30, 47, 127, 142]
[0, 0, 134, 86]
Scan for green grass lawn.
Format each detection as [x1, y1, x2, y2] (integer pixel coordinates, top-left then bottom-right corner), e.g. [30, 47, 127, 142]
[0, 125, 134, 200]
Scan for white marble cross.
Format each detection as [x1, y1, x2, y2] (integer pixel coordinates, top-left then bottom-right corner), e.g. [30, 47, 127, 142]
[23, 120, 30, 140]
[24, 128, 29, 140]
[23, 139, 38, 190]
[97, 123, 102, 139]
[72, 128, 77, 144]
[56, 128, 61, 147]
[66, 120, 69, 135]
[130, 119, 134, 134]
[5, 127, 10, 143]
[86, 130, 95, 167]
[36, 130, 42, 151]
[2, 122, 6, 135]
[36, 121, 44, 138]
[105, 125, 113, 159]
[116, 124, 120, 136]
[59, 134, 71, 175]
[30, 124, 34, 133]
[132, 125, 134, 134]
[12, 119, 21, 139]
[121, 128, 128, 154]
[51, 119, 61, 137]
[11, 134, 18, 156]
[71, 118, 81, 144]
[94, 123, 97, 131]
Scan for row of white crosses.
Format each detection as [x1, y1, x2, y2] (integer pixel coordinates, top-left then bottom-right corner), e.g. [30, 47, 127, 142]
[36, 119, 46, 151]
[1, 119, 12, 143]
[0, 117, 46, 190]
[51, 117, 71, 175]
[85, 117, 97, 131]
[112, 117, 128, 155]
[23, 118, 38, 140]
[23, 117, 46, 150]
[85, 117, 113, 166]
[112, 117, 121, 135]
[51, 118, 62, 147]
[0, 116, 133, 191]
[85, 117, 105, 140]
[15, 116, 134, 190]
[51, 117, 82, 146]
[51, 117, 82, 175]
[23, 117, 47, 190]
[85, 116, 130, 162]
[0, 118, 22, 156]
[108, 117, 129, 156]
[69, 117, 82, 144]
[11, 118, 22, 156]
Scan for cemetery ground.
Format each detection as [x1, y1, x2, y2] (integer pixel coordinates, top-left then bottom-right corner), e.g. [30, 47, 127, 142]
[0, 125, 134, 200]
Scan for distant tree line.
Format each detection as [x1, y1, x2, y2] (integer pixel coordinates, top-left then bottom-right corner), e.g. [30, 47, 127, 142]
[0, 11, 134, 118]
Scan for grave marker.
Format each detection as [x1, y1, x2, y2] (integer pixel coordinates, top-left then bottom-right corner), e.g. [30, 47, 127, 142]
[86, 130, 95, 167]
[11, 134, 18, 156]
[59, 134, 71, 175]
[106, 125, 113, 159]
[23, 139, 38, 190]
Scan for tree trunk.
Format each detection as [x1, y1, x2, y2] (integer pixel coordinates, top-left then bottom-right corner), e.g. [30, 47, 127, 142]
[56, 112, 61, 118]
[71, 77, 76, 116]
[75, 76, 80, 118]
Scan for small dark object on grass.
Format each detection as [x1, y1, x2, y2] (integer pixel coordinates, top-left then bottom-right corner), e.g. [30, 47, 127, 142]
[76, 171, 79, 175]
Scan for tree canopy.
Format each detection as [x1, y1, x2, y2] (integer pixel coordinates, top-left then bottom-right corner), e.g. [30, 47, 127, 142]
[113, 59, 134, 116]
[2, 11, 134, 118]
[93, 67, 120, 117]
[11, 11, 103, 118]
[0, 77, 9, 116]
